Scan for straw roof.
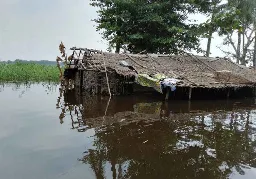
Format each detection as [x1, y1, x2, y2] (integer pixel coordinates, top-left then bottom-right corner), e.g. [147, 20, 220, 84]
[72, 48, 256, 88]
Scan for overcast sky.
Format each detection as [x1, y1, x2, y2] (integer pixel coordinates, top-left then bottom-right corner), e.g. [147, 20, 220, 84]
[0, 0, 228, 61]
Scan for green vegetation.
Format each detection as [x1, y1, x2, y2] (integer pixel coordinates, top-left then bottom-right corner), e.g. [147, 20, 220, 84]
[90, 0, 211, 54]
[4, 59, 57, 66]
[202, 0, 256, 64]
[91, 0, 256, 65]
[0, 62, 60, 82]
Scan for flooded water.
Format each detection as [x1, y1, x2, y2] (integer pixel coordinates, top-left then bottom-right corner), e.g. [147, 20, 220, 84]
[1, 83, 256, 179]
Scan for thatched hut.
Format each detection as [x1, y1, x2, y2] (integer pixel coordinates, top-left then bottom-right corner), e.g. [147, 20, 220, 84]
[63, 47, 256, 100]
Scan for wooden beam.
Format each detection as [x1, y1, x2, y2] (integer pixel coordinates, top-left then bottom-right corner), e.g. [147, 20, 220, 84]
[103, 55, 112, 97]
[227, 88, 230, 99]
[165, 87, 170, 100]
[189, 88, 192, 100]
[124, 53, 147, 69]
[188, 101, 191, 112]
[253, 85, 256, 97]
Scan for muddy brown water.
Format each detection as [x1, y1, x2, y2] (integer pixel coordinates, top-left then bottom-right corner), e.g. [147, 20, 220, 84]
[1, 83, 256, 179]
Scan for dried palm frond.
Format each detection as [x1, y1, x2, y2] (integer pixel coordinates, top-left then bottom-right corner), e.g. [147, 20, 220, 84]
[68, 55, 73, 61]
[59, 42, 66, 58]
[56, 56, 63, 78]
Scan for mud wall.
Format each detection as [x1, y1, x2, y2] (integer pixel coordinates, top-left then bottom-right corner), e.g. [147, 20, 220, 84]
[74, 70, 82, 87]
[74, 69, 134, 96]
[73, 70, 254, 99]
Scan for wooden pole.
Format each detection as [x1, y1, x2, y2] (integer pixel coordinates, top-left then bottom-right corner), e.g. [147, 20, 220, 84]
[188, 100, 191, 112]
[165, 87, 170, 100]
[189, 87, 192, 100]
[124, 53, 147, 69]
[253, 85, 256, 97]
[227, 88, 230, 99]
[103, 55, 112, 97]
[102, 96, 111, 125]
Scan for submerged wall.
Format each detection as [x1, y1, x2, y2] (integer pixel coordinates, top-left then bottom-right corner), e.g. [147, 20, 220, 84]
[72, 69, 255, 100]
[167, 86, 255, 100]
[74, 69, 134, 95]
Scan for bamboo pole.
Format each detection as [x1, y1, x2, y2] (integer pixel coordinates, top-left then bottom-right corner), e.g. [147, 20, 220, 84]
[189, 87, 192, 100]
[103, 55, 112, 97]
[165, 87, 170, 100]
[102, 96, 112, 125]
[227, 88, 230, 99]
[124, 53, 147, 68]
[188, 101, 191, 112]
[254, 85, 256, 97]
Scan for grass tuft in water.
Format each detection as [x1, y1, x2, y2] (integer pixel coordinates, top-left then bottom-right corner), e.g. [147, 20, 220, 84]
[0, 62, 60, 82]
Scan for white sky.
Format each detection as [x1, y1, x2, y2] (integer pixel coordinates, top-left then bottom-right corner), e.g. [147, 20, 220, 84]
[0, 0, 228, 61]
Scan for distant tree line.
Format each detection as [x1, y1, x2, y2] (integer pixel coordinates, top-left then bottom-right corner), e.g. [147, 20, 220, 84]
[1, 59, 57, 66]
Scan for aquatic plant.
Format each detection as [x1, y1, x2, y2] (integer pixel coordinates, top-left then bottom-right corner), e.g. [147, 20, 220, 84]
[0, 62, 60, 82]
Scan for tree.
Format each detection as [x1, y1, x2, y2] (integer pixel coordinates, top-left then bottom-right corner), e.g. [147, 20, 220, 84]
[202, 0, 223, 57]
[251, 0, 256, 67]
[90, 0, 211, 54]
[253, 26, 256, 67]
[210, 0, 256, 65]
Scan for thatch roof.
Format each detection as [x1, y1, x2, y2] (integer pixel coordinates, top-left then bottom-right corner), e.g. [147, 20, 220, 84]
[71, 48, 256, 88]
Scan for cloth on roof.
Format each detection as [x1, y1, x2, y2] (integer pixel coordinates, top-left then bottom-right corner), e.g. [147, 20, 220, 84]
[135, 73, 180, 93]
[160, 78, 180, 92]
[136, 74, 162, 93]
[119, 60, 130, 67]
[119, 60, 138, 74]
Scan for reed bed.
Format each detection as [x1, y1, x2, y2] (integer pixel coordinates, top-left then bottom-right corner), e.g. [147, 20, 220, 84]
[0, 62, 60, 82]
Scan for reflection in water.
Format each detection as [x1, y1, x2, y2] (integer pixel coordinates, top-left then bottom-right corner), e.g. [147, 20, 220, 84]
[57, 87, 256, 179]
[0, 82, 58, 97]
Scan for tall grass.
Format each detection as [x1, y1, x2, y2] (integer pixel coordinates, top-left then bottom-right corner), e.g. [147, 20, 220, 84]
[0, 62, 60, 82]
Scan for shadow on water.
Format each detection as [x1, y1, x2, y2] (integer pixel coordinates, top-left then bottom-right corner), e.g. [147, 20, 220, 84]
[57, 87, 256, 179]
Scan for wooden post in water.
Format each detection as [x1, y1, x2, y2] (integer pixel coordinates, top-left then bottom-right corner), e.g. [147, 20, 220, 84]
[102, 54, 112, 97]
[165, 87, 170, 100]
[254, 85, 256, 97]
[188, 100, 191, 112]
[227, 88, 230, 99]
[189, 87, 192, 100]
